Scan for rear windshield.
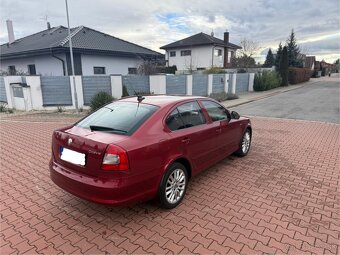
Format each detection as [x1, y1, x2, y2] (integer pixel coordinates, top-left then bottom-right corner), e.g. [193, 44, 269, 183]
[76, 102, 159, 135]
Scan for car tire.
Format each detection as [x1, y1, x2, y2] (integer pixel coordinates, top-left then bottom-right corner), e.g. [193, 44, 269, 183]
[158, 162, 188, 209]
[235, 128, 251, 157]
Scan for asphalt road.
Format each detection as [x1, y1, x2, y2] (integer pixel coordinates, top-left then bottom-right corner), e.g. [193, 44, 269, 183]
[232, 78, 340, 124]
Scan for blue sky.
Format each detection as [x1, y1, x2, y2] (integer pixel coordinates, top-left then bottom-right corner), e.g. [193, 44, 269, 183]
[1, 0, 339, 63]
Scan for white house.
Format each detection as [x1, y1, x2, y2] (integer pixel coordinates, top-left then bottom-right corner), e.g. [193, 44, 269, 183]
[160, 32, 241, 71]
[0, 21, 164, 76]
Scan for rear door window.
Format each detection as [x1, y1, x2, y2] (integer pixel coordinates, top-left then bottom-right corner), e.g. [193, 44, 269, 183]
[76, 102, 159, 135]
[201, 100, 229, 122]
[166, 101, 205, 131]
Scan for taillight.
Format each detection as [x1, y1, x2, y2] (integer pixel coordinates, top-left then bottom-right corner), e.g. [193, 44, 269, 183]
[101, 144, 129, 171]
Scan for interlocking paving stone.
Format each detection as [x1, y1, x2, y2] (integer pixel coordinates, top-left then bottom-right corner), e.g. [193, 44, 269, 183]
[0, 115, 339, 254]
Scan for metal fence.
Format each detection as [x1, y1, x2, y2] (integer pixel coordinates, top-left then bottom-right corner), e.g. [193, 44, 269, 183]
[192, 74, 208, 96]
[166, 75, 186, 95]
[212, 74, 225, 93]
[82, 76, 111, 105]
[122, 75, 150, 95]
[0, 77, 7, 102]
[236, 73, 249, 93]
[41, 76, 72, 106]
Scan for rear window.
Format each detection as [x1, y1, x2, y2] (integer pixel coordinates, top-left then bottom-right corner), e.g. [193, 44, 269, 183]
[76, 102, 159, 135]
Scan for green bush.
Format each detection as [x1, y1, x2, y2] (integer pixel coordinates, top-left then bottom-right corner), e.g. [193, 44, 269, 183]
[254, 71, 282, 91]
[0, 102, 7, 112]
[122, 85, 129, 97]
[209, 92, 239, 102]
[90, 92, 114, 112]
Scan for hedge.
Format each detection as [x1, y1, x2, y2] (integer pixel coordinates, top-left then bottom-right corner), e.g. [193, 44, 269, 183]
[288, 67, 311, 84]
[253, 71, 282, 91]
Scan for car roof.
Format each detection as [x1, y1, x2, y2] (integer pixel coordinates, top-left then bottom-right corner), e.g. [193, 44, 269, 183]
[119, 95, 207, 107]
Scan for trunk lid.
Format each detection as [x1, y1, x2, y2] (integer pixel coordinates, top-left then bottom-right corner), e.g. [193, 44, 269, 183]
[52, 126, 128, 176]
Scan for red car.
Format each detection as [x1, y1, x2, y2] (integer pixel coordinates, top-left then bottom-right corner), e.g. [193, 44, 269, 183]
[50, 95, 252, 208]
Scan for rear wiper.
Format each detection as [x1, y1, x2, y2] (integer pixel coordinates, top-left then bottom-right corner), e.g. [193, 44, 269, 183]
[89, 125, 127, 133]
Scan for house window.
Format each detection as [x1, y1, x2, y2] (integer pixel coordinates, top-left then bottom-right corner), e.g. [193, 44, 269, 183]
[170, 51, 176, 57]
[93, 66, 106, 74]
[28, 64, 36, 75]
[215, 49, 222, 56]
[180, 50, 191, 56]
[128, 68, 137, 74]
[8, 65, 16, 75]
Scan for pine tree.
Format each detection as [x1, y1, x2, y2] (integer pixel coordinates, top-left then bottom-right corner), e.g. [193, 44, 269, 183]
[274, 42, 283, 70]
[263, 49, 275, 67]
[286, 29, 300, 67]
[279, 46, 289, 86]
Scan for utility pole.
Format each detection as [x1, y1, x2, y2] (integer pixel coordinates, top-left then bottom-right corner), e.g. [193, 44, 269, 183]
[65, 0, 79, 112]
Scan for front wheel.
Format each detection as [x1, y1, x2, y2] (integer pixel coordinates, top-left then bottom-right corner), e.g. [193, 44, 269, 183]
[235, 129, 251, 157]
[158, 163, 188, 209]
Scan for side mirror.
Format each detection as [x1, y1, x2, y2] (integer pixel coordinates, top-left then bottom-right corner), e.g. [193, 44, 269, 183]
[231, 111, 240, 119]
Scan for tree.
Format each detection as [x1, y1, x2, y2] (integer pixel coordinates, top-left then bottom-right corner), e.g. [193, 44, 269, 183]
[231, 55, 256, 69]
[279, 46, 289, 86]
[334, 59, 340, 73]
[286, 29, 301, 67]
[263, 49, 275, 67]
[275, 42, 283, 70]
[232, 38, 260, 70]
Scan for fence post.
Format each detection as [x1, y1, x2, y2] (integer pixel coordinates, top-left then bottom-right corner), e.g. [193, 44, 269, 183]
[224, 73, 229, 93]
[70, 76, 84, 108]
[150, 75, 166, 94]
[248, 73, 255, 92]
[186, 75, 192, 95]
[111, 75, 123, 99]
[26, 76, 43, 110]
[231, 73, 237, 94]
[207, 74, 213, 96]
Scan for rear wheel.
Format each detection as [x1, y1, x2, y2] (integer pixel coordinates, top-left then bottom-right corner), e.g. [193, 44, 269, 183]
[158, 163, 188, 209]
[235, 129, 251, 157]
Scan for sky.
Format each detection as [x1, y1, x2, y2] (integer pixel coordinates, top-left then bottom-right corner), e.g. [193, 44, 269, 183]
[1, 0, 339, 63]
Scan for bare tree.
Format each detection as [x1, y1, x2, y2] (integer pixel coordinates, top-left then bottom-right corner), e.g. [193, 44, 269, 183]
[237, 38, 260, 59]
[232, 38, 260, 70]
[137, 60, 158, 75]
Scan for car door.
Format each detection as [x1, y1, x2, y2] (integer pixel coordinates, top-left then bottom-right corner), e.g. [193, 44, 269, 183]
[200, 100, 240, 157]
[165, 101, 220, 174]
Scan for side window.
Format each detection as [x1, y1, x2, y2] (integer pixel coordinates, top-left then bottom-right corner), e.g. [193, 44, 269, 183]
[201, 100, 229, 122]
[166, 109, 185, 131]
[166, 101, 205, 131]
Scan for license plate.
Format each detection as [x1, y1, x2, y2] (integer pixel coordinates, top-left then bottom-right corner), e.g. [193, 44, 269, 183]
[60, 147, 85, 166]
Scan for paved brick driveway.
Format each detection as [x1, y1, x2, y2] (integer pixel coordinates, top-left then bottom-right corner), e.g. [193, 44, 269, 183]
[0, 115, 339, 254]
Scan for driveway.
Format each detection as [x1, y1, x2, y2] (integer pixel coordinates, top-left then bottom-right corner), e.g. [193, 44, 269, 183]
[1, 114, 339, 254]
[232, 77, 340, 124]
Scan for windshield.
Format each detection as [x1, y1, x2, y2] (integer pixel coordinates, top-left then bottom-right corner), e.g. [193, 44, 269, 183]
[76, 102, 159, 135]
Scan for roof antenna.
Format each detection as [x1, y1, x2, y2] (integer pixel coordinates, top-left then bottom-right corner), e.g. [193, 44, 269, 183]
[137, 95, 145, 103]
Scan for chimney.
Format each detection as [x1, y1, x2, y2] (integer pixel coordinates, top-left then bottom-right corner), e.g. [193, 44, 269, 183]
[6, 19, 15, 44]
[224, 31, 229, 43]
[47, 22, 51, 30]
[223, 31, 229, 68]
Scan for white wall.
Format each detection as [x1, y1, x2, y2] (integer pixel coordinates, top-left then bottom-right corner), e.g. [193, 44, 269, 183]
[0, 54, 66, 76]
[166, 45, 226, 71]
[81, 54, 143, 75]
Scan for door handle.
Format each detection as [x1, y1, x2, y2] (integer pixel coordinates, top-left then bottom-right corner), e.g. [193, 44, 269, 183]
[216, 128, 222, 134]
[181, 137, 190, 144]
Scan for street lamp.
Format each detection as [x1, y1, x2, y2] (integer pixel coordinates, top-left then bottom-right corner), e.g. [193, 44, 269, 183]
[65, 0, 79, 112]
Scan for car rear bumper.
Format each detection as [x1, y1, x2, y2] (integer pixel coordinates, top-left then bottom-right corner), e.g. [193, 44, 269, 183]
[49, 160, 156, 206]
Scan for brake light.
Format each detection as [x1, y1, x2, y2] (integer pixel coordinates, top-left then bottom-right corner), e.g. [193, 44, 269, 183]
[101, 144, 129, 171]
